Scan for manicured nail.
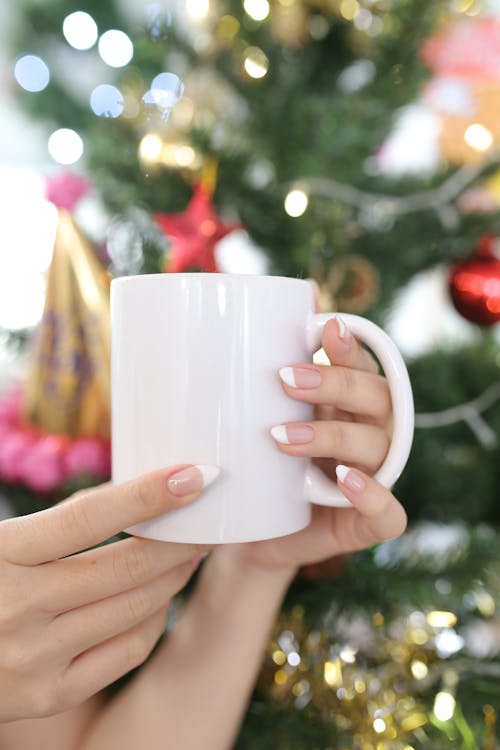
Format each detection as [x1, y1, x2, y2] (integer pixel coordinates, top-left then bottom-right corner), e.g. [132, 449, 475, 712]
[279, 366, 322, 389]
[167, 465, 220, 497]
[336, 464, 366, 492]
[271, 424, 314, 445]
[335, 316, 353, 347]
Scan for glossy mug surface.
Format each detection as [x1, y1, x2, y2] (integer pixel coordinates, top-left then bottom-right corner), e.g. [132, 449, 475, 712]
[111, 273, 414, 543]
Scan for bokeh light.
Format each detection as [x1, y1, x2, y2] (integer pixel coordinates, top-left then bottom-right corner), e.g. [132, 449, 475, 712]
[150, 72, 184, 109]
[14, 55, 50, 92]
[186, 0, 210, 19]
[284, 189, 308, 217]
[464, 123, 494, 151]
[243, 47, 269, 79]
[244, 0, 270, 22]
[139, 134, 163, 161]
[62, 11, 98, 50]
[433, 691, 456, 721]
[90, 84, 124, 117]
[98, 30, 134, 68]
[48, 128, 84, 164]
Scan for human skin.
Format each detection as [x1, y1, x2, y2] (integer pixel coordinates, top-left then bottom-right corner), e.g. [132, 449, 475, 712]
[0, 318, 407, 750]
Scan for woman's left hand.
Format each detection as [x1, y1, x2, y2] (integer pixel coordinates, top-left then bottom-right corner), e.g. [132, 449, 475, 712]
[235, 316, 407, 572]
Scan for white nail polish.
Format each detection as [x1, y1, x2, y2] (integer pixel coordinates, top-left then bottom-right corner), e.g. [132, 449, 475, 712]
[197, 465, 221, 488]
[335, 464, 349, 483]
[279, 367, 296, 388]
[335, 315, 348, 339]
[270, 425, 290, 444]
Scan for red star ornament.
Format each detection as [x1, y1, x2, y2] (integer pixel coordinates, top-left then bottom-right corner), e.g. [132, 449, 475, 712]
[155, 184, 240, 272]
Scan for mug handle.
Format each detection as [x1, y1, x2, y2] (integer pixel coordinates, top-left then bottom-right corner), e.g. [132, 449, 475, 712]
[304, 313, 414, 507]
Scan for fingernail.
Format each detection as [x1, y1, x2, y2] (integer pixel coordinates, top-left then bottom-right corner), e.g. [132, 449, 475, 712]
[167, 465, 220, 497]
[271, 424, 314, 445]
[335, 316, 353, 347]
[336, 464, 366, 492]
[279, 366, 322, 389]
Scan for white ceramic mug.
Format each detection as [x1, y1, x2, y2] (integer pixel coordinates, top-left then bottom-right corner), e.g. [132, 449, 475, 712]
[111, 273, 414, 544]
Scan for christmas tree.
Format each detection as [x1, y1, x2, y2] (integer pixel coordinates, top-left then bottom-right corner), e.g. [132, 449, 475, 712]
[3, 0, 500, 746]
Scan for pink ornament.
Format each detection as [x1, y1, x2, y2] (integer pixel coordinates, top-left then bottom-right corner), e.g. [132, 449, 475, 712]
[422, 18, 500, 82]
[64, 437, 111, 479]
[45, 173, 90, 211]
[0, 429, 36, 483]
[20, 435, 67, 493]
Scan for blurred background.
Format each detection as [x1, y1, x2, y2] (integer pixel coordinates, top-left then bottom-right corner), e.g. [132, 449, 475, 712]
[1, 0, 500, 747]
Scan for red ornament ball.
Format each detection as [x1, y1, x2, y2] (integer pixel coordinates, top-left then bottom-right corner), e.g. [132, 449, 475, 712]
[449, 237, 500, 326]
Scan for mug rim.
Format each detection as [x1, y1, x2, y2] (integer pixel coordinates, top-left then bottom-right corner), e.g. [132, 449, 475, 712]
[111, 272, 312, 288]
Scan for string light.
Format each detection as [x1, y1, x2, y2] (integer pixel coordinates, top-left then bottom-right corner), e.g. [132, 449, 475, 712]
[464, 124, 494, 152]
[433, 691, 456, 721]
[14, 55, 50, 92]
[89, 84, 124, 118]
[62, 11, 98, 50]
[186, 0, 210, 20]
[139, 134, 163, 162]
[243, 47, 269, 79]
[244, 0, 270, 22]
[47, 128, 83, 164]
[98, 30, 133, 68]
[340, 0, 360, 20]
[426, 611, 457, 628]
[284, 189, 308, 217]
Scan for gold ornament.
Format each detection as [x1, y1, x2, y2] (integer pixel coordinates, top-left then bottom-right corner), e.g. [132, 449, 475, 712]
[270, 0, 310, 47]
[328, 254, 380, 313]
[22, 211, 111, 439]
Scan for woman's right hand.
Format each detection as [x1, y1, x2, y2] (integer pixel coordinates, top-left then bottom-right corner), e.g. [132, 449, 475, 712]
[0, 464, 218, 723]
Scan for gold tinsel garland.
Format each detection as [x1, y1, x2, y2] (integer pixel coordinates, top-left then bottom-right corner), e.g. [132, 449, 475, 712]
[261, 604, 497, 749]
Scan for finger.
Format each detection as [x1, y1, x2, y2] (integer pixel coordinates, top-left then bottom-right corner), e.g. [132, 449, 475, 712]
[61, 607, 168, 709]
[278, 364, 391, 420]
[51, 559, 197, 659]
[270, 421, 389, 471]
[321, 317, 379, 374]
[335, 464, 407, 545]
[1, 464, 220, 566]
[42, 536, 210, 614]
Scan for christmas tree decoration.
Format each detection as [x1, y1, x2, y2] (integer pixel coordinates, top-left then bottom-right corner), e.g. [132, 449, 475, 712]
[449, 236, 500, 326]
[327, 254, 381, 314]
[8, 0, 500, 745]
[156, 183, 240, 272]
[422, 17, 500, 163]
[21, 209, 111, 437]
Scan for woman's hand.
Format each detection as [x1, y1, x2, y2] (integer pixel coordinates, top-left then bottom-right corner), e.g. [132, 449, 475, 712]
[237, 317, 407, 572]
[0, 464, 217, 723]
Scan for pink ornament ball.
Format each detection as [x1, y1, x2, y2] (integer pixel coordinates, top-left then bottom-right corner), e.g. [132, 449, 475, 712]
[0, 386, 23, 427]
[64, 438, 111, 479]
[20, 435, 67, 494]
[0, 429, 36, 483]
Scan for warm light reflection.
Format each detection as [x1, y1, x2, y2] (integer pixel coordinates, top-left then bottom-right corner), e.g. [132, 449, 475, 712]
[48, 129, 84, 164]
[98, 30, 134, 68]
[244, 0, 270, 21]
[426, 611, 457, 628]
[186, 0, 210, 19]
[373, 718, 386, 734]
[340, 0, 360, 20]
[284, 189, 308, 217]
[139, 134, 163, 161]
[14, 55, 50, 92]
[63, 11, 98, 50]
[243, 47, 269, 79]
[464, 123, 494, 151]
[433, 691, 456, 721]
